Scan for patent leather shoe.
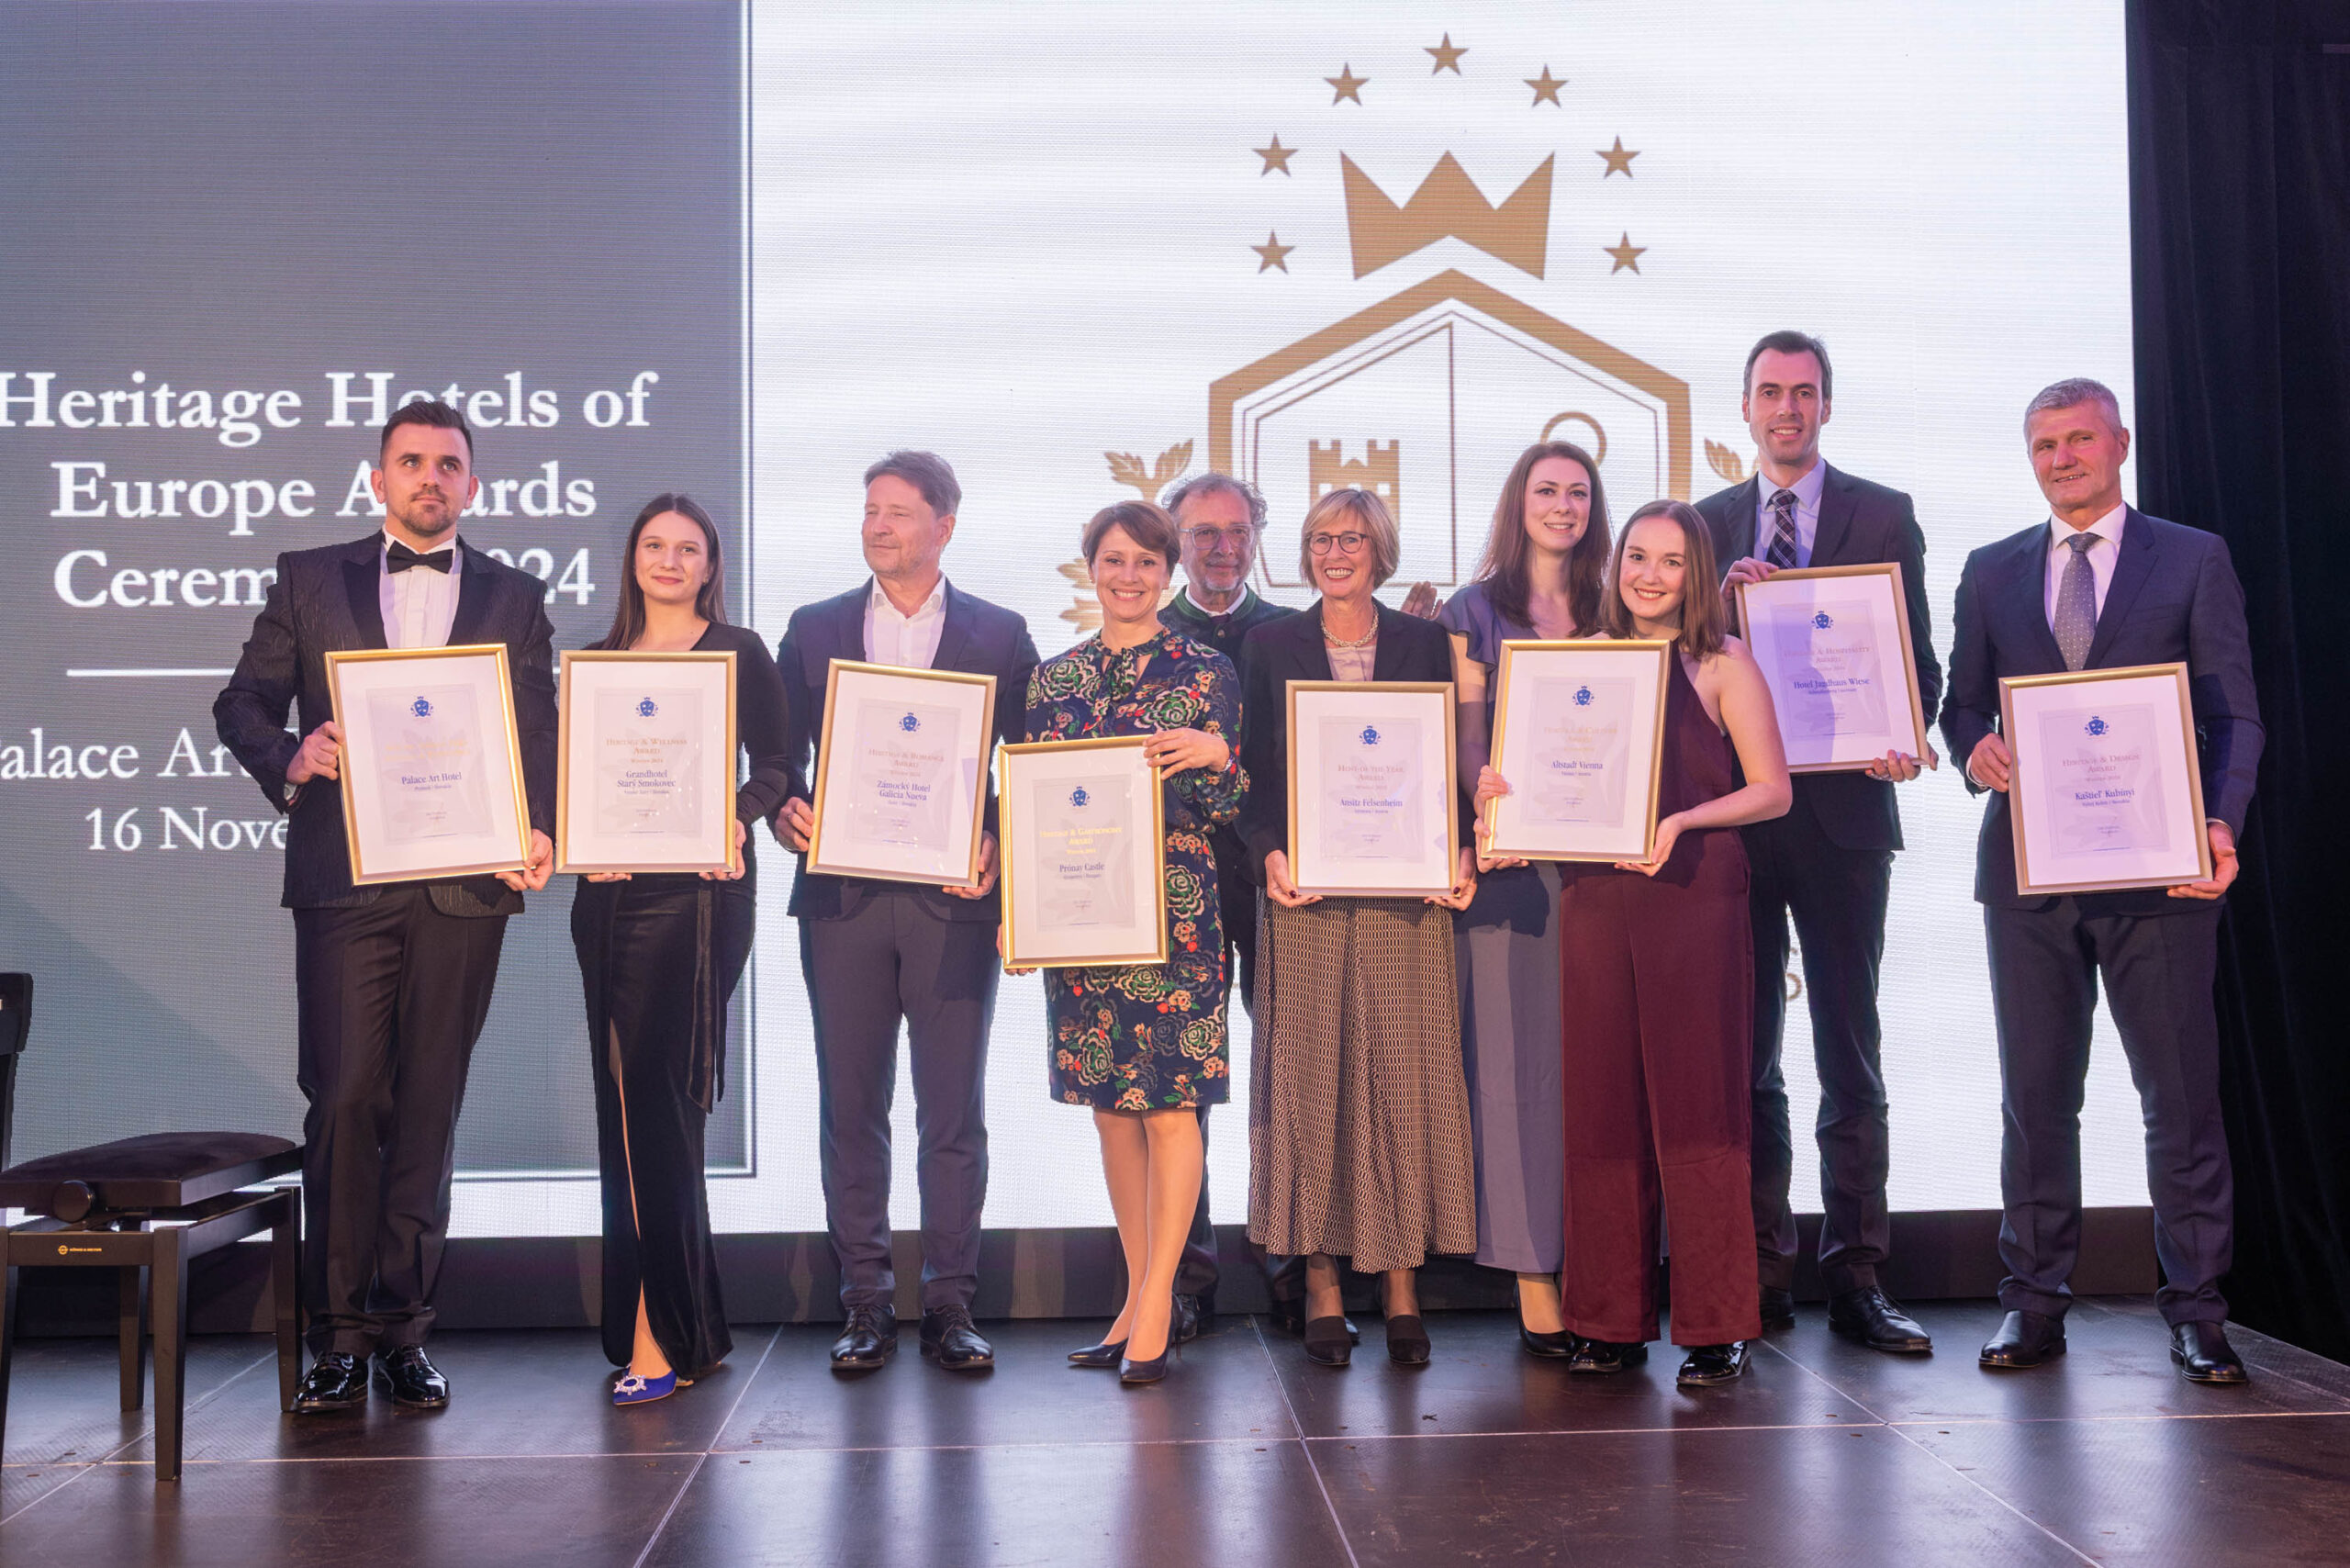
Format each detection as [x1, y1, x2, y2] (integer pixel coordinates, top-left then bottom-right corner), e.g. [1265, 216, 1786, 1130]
[1172, 1293, 1207, 1345]
[2171, 1321, 2249, 1384]
[1676, 1341, 1751, 1386]
[293, 1351, 368, 1413]
[920, 1305, 995, 1371]
[1829, 1287, 1934, 1354]
[1067, 1337, 1127, 1369]
[1518, 1323, 1578, 1359]
[1119, 1347, 1172, 1384]
[374, 1346, 450, 1408]
[830, 1304, 898, 1370]
[1759, 1285, 1796, 1328]
[1303, 1315, 1353, 1367]
[1979, 1309, 2065, 1369]
[1384, 1314, 1431, 1366]
[1567, 1338, 1649, 1375]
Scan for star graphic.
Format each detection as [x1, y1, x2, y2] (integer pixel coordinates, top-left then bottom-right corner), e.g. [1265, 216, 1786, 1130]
[1606, 232, 1647, 274]
[1426, 33, 1467, 73]
[1596, 137, 1639, 178]
[1526, 66, 1566, 106]
[1325, 63, 1367, 105]
[1253, 231, 1295, 273]
[1254, 135, 1296, 175]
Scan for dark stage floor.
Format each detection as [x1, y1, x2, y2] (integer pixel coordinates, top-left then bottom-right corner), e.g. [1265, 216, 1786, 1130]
[5, 1298, 2349, 1566]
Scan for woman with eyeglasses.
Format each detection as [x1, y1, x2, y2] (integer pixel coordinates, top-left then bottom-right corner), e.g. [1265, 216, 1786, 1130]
[1238, 487, 1479, 1369]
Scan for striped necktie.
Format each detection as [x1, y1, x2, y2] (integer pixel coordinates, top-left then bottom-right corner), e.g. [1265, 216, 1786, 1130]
[1765, 489, 1799, 569]
[2053, 532, 2099, 671]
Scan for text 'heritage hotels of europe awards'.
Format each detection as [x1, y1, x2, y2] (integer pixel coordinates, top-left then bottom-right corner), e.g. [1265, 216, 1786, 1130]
[1286, 680, 1459, 897]
[2001, 662, 2213, 895]
[326, 644, 532, 882]
[1483, 640, 1672, 863]
[999, 735, 1167, 968]
[805, 659, 995, 887]
[555, 650, 739, 875]
[1734, 563, 1931, 772]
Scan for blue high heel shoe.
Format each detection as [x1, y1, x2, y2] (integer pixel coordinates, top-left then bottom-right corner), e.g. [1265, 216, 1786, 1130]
[612, 1369, 687, 1406]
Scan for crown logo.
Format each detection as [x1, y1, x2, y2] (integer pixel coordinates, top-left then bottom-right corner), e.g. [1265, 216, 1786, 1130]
[1340, 151, 1554, 279]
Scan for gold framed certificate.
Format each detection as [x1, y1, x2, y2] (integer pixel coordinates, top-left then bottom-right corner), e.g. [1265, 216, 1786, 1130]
[325, 644, 532, 885]
[806, 659, 995, 887]
[1483, 639, 1671, 862]
[554, 650, 738, 875]
[1734, 563, 1930, 772]
[998, 736, 1168, 969]
[2001, 662, 2213, 896]
[1286, 680, 1459, 897]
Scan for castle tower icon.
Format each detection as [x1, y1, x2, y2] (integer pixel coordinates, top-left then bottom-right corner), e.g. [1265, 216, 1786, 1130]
[1309, 439, 1401, 523]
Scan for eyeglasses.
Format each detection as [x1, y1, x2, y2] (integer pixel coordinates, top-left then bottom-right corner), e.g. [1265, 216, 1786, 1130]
[1182, 527, 1256, 551]
[1307, 531, 1371, 555]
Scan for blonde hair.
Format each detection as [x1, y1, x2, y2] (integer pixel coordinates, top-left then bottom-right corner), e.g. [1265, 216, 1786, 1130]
[1298, 487, 1401, 590]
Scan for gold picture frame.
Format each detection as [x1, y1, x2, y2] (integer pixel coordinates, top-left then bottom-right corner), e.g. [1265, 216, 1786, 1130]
[997, 735, 1169, 969]
[1285, 679, 1460, 897]
[806, 658, 997, 888]
[554, 649, 739, 876]
[1734, 562, 1930, 774]
[1483, 638, 1672, 862]
[2000, 661, 2213, 896]
[324, 644, 532, 885]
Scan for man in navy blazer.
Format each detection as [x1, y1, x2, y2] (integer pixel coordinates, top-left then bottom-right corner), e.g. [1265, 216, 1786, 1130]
[215, 401, 556, 1413]
[773, 450, 1037, 1374]
[1695, 331, 1941, 1354]
[1940, 378, 2261, 1383]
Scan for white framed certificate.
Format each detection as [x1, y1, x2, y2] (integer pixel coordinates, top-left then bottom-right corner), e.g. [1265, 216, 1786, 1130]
[326, 644, 532, 885]
[554, 650, 737, 875]
[2001, 662, 2213, 895]
[806, 659, 995, 887]
[1735, 562, 1929, 772]
[998, 736, 1168, 968]
[1484, 639, 1671, 862]
[1287, 680, 1459, 897]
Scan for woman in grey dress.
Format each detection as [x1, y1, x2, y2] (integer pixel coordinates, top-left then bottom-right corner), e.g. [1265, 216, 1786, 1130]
[1439, 441, 1612, 1357]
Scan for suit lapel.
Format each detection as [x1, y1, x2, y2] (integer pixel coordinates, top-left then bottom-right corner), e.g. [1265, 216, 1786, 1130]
[2084, 510, 2158, 668]
[1999, 526, 2066, 673]
[1294, 601, 1336, 681]
[1810, 465, 1856, 567]
[933, 579, 976, 671]
[1726, 476, 1762, 562]
[341, 540, 388, 650]
[1370, 603, 1411, 681]
[838, 579, 873, 662]
[443, 540, 495, 647]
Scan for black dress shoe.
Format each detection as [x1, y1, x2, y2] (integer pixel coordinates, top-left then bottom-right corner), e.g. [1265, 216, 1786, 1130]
[1568, 1338, 1649, 1374]
[1979, 1309, 2065, 1369]
[293, 1351, 368, 1413]
[1828, 1287, 1934, 1355]
[1759, 1285, 1796, 1328]
[1677, 1341, 1751, 1386]
[1303, 1315, 1353, 1367]
[830, 1305, 898, 1370]
[1519, 1324, 1578, 1359]
[1384, 1315, 1431, 1366]
[920, 1306, 994, 1371]
[1068, 1338, 1127, 1369]
[2171, 1321, 2249, 1384]
[1172, 1293, 1207, 1345]
[1269, 1298, 1360, 1342]
[373, 1346, 450, 1408]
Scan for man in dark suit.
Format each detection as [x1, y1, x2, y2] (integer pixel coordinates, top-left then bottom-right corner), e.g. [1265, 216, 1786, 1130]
[1695, 331, 1941, 1354]
[773, 451, 1037, 1374]
[1941, 378, 2260, 1383]
[1154, 472, 1301, 1339]
[215, 400, 556, 1412]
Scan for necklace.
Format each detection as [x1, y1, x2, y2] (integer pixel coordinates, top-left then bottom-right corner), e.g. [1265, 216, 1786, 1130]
[1320, 606, 1377, 650]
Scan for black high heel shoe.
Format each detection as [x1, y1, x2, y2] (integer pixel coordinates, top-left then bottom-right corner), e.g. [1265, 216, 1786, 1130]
[1119, 1342, 1173, 1384]
[1068, 1338, 1127, 1369]
[1519, 1323, 1577, 1359]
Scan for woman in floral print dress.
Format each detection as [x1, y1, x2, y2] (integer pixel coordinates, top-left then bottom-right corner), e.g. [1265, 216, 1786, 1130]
[1024, 499, 1246, 1383]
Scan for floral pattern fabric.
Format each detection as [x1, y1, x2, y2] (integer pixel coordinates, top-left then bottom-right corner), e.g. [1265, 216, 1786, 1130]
[1025, 629, 1247, 1110]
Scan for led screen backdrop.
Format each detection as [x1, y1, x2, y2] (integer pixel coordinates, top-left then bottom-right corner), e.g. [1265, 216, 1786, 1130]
[2, 1, 2146, 1239]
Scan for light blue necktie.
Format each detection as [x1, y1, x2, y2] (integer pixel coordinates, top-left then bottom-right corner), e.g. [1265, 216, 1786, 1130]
[2054, 532, 2099, 671]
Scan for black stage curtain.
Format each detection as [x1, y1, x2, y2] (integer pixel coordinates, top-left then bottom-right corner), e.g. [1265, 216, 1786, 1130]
[2128, 0, 2350, 1360]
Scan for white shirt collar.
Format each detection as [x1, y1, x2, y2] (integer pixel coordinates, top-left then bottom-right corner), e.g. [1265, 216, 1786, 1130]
[868, 575, 946, 620]
[1181, 583, 1249, 618]
[2048, 503, 2127, 552]
[380, 529, 456, 559]
[1758, 460, 1827, 511]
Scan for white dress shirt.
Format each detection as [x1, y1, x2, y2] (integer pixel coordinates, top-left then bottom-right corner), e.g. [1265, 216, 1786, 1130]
[2042, 504, 2127, 629]
[1752, 460, 1828, 568]
[380, 531, 460, 650]
[864, 575, 948, 669]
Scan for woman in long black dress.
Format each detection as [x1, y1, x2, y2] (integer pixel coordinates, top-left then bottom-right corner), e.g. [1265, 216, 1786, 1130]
[571, 494, 792, 1406]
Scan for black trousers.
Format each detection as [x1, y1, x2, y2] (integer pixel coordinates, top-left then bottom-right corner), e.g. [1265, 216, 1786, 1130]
[1984, 898, 2232, 1327]
[800, 891, 998, 1313]
[292, 888, 507, 1356]
[1744, 809, 1894, 1294]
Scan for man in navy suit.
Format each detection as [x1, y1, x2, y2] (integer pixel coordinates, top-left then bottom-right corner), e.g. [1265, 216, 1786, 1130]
[1941, 378, 2261, 1382]
[1695, 331, 1940, 1354]
[216, 400, 556, 1412]
[773, 451, 1037, 1374]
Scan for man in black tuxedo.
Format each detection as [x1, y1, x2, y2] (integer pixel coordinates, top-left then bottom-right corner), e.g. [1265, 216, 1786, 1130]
[773, 451, 1036, 1374]
[1695, 331, 1940, 1354]
[215, 401, 555, 1412]
[1941, 378, 2260, 1383]
[1154, 472, 1302, 1340]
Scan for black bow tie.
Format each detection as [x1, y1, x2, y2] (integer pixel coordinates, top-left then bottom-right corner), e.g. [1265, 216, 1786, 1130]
[386, 542, 454, 574]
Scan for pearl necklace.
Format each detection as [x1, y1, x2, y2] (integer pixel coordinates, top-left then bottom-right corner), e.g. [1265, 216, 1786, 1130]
[1320, 607, 1377, 649]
